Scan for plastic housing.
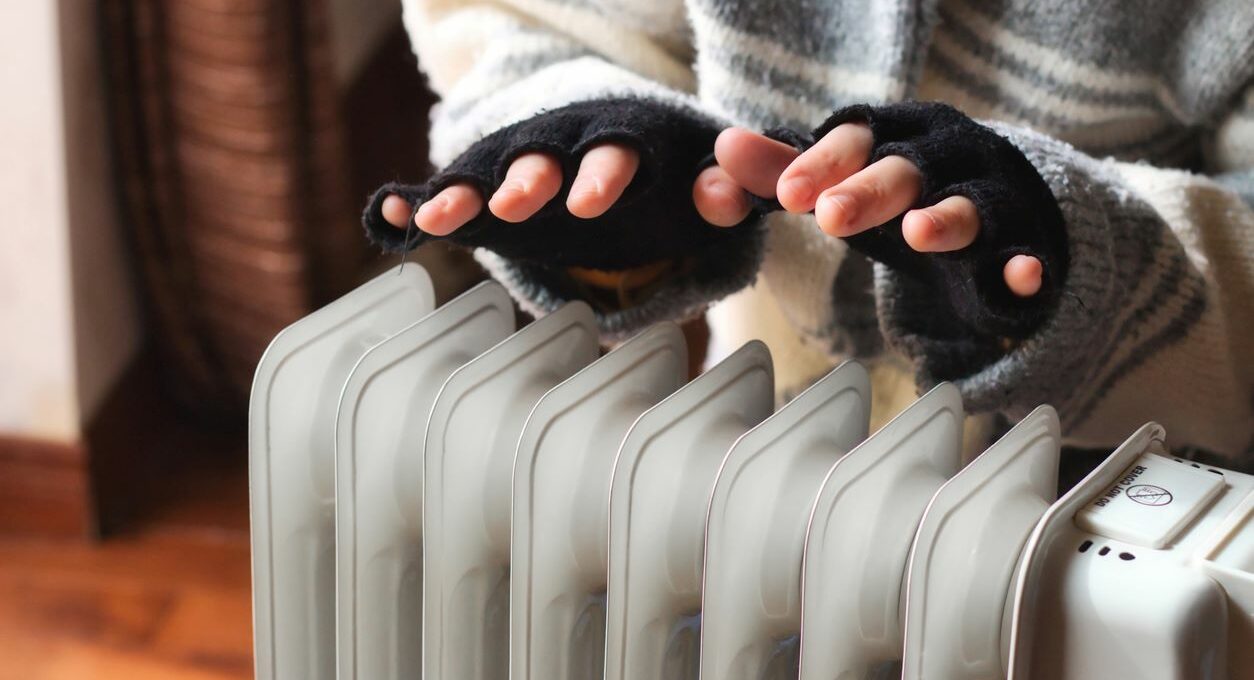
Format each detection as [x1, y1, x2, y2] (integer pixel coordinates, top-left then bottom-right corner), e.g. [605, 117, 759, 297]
[422, 302, 599, 680]
[699, 361, 871, 680]
[250, 265, 434, 680]
[799, 383, 965, 679]
[603, 342, 775, 680]
[334, 281, 514, 680]
[510, 323, 688, 680]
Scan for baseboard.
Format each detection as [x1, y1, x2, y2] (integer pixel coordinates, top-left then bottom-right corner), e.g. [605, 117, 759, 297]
[0, 351, 150, 540]
[0, 435, 92, 538]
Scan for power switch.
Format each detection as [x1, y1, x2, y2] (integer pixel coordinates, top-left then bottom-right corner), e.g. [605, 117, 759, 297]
[1076, 453, 1224, 549]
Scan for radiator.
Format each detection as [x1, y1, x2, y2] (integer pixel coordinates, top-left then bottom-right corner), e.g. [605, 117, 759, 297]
[249, 265, 1254, 680]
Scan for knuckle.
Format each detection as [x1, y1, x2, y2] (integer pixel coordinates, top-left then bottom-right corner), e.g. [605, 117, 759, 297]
[536, 160, 563, 183]
[835, 122, 873, 149]
[887, 155, 920, 178]
[944, 198, 978, 231]
[927, 204, 953, 230]
[810, 148, 848, 176]
[583, 145, 618, 168]
[854, 177, 885, 206]
[496, 179, 525, 196]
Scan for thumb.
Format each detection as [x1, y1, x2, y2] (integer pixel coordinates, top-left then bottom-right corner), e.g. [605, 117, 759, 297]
[713, 127, 800, 198]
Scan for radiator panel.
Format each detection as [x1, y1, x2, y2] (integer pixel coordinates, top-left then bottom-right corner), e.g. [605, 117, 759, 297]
[603, 340, 774, 680]
[246, 264, 1254, 680]
[422, 302, 599, 680]
[334, 280, 514, 680]
[250, 265, 433, 680]
[510, 323, 687, 680]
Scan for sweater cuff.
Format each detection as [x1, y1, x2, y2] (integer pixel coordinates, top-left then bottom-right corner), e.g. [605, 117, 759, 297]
[820, 102, 1069, 342]
[880, 124, 1196, 420]
[474, 228, 765, 341]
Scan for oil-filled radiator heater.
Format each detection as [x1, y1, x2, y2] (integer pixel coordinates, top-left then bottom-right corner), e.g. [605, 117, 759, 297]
[248, 265, 1254, 680]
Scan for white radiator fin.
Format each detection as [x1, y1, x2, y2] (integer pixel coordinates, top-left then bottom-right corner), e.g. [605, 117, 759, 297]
[249, 265, 1254, 680]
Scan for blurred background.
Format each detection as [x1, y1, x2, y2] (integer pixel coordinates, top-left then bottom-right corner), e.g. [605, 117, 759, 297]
[0, 1, 484, 676]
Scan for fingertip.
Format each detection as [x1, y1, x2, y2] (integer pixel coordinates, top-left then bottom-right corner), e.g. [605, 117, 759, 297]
[714, 128, 799, 198]
[814, 191, 858, 237]
[694, 167, 751, 227]
[489, 176, 556, 223]
[489, 153, 563, 222]
[380, 194, 412, 228]
[487, 183, 528, 222]
[1004, 254, 1044, 297]
[901, 209, 940, 251]
[415, 185, 482, 235]
[567, 144, 638, 219]
[566, 176, 606, 218]
[776, 174, 816, 213]
[903, 195, 979, 253]
[414, 196, 451, 235]
[713, 127, 757, 163]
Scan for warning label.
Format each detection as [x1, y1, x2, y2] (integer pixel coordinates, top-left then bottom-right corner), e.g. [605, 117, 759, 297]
[1076, 453, 1225, 549]
[1126, 484, 1173, 506]
[1092, 464, 1153, 508]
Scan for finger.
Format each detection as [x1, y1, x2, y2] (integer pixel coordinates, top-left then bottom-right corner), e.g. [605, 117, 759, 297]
[776, 122, 872, 213]
[566, 143, 640, 218]
[1004, 254, 1044, 297]
[487, 152, 563, 223]
[901, 195, 980, 253]
[412, 184, 484, 236]
[814, 155, 922, 237]
[381, 194, 413, 228]
[714, 127, 800, 198]
[693, 165, 753, 227]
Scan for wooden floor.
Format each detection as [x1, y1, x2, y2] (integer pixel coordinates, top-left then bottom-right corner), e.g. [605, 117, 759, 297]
[0, 441, 253, 679]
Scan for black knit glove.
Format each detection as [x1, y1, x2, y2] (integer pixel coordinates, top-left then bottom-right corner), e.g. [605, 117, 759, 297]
[362, 97, 760, 271]
[768, 102, 1069, 345]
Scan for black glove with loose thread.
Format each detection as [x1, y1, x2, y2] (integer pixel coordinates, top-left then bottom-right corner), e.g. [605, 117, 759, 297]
[362, 97, 760, 271]
[363, 99, 1067, 350]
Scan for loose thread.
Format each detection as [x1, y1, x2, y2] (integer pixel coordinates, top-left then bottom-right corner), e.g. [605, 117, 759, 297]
[398, 216, 417, 273]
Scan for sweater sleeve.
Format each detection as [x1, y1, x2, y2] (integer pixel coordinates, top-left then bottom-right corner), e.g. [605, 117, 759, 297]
[1209, 86, 1254, 208]
[876, 114, 1254, 462]
[370, 0, 762, 339]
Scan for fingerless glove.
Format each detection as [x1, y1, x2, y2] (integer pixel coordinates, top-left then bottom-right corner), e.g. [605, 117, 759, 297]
[767, 101, 1069, 343]
[362, 97, 760, 271]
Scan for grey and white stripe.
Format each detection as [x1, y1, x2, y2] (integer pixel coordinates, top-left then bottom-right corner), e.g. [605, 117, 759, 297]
[401, 0, 1254, 461]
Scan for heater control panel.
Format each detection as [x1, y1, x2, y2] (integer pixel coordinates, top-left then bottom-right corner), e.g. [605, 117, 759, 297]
[1075, 453, 1225, 548]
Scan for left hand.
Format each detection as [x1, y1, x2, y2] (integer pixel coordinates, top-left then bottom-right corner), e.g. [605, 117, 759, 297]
[696, 124, 1044, 297]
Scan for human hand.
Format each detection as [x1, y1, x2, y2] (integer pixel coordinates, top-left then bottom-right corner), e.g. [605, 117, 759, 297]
[368, 97, 764, 288]
[378, 143, 642, 234]
[708, 122, 1044, 298]
[377, 144, 752, 237]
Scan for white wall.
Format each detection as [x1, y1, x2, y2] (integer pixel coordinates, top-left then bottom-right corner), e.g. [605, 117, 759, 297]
[0, 2, 79, 442]
[60, 0, 143, 425]
[0, 0, 395, 444]
[0, 0, 142, 443]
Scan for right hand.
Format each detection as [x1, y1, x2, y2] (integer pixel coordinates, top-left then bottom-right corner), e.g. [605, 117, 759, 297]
[379, 142, 784, 234]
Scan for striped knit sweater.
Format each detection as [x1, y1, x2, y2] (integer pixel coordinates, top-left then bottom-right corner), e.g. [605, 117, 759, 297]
[380, 0, 1254, 463]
